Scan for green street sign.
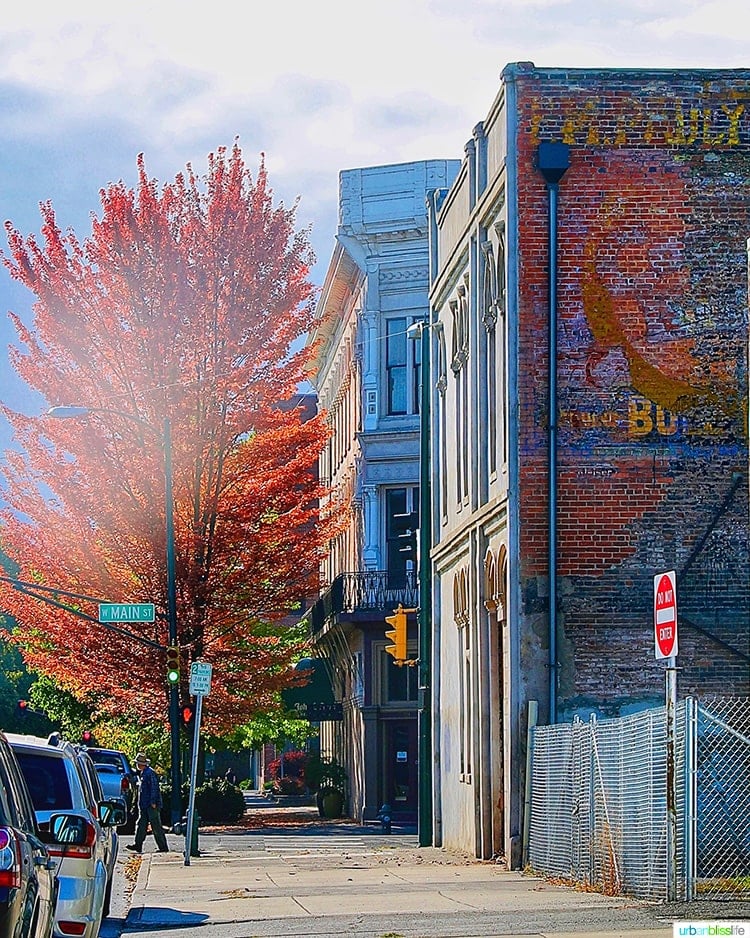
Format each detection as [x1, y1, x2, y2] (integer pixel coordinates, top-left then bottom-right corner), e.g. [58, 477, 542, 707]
[98, 603, 155, 623]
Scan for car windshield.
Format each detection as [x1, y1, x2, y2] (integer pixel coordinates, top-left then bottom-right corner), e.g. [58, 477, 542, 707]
[88, 752, 124, 770]
[15, 751, 73, 811]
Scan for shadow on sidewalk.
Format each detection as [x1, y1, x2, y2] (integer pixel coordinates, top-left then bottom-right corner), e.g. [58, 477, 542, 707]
[202, 790, 416, 837]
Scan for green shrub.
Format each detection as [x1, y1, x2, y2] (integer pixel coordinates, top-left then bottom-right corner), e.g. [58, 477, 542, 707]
[304, 755, 347, 793]
[158, 781, 190, 826]
[194, 778, 245, 824]
[238, 778, 254, 791]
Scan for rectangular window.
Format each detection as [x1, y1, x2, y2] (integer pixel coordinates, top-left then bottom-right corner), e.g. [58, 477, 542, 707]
[386, 317, 425, 416]
[386, 318, 407, 415]
[383, 650, 419, 703]
[385, 487, 418, 589]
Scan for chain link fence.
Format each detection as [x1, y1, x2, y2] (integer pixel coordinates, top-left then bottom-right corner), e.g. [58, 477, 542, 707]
[693, 696, 750, 900]
[526, 697, 749, 901]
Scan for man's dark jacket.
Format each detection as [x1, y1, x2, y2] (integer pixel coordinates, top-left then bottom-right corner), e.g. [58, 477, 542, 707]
[138, 765, 162, 809]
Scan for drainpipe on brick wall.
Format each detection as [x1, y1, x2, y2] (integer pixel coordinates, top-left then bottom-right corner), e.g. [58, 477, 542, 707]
[536, 142, 570, 725]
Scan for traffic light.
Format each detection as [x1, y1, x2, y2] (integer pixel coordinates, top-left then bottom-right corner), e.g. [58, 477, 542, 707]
[166, 645, 180, 685]
[81, 729, 97, 745]
[17, 700, 29, 717]
[385, 605, 408, 663]
[181, 702, 195, 729]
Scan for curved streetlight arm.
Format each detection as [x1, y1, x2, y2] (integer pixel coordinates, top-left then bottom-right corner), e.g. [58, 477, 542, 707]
[47, 406, 96, 419]
[47, 405, 156, 433]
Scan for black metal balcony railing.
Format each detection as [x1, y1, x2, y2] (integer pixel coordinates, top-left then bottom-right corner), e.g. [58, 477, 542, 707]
[306, 570, 418, 635]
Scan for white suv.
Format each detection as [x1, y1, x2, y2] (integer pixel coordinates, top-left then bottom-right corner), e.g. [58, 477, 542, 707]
[7, 733, 124, 938]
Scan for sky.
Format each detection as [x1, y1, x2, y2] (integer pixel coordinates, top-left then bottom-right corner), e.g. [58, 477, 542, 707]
[0, 0, 748, 442]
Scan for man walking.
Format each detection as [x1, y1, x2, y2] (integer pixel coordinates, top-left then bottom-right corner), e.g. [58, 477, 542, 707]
[126, 753, 169, 853]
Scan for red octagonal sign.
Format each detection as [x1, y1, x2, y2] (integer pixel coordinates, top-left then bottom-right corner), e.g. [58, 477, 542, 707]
[654, 571, 678, 660]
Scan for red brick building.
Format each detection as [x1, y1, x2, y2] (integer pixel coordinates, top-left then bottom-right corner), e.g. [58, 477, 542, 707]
[428, 65, 750, 862]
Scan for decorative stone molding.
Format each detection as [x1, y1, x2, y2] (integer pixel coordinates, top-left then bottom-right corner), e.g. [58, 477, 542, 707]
[379, 265, 429, 287]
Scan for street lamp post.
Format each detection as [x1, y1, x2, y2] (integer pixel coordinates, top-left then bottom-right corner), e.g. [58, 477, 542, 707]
[48, 405, 183, 825]
[407, 322, 433, 847]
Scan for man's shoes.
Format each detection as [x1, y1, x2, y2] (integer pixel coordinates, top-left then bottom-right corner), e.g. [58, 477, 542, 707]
[125, 844, 141, 853]
[158, 848, 169, 853]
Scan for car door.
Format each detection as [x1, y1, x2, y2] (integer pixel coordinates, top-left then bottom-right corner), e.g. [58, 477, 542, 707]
[74, 753, 116, 881]
[0, 740, 56, 938]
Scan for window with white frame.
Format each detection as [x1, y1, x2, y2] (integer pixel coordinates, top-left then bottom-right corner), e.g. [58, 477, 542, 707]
[385, 317, 423, 416]
[385, 486, 418, 589]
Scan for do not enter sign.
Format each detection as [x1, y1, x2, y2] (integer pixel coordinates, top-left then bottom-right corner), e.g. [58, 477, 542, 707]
[654, 570, 678, 660]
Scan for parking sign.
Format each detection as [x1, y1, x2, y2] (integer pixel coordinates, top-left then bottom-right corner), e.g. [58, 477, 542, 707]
[189, 661, 213, 696]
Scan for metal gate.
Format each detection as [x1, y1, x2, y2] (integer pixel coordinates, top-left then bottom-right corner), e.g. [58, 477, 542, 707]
[687, 696, 750, 900]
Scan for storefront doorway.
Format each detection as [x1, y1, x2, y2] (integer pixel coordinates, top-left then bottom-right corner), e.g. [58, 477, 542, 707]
[383, 719, 418, 820]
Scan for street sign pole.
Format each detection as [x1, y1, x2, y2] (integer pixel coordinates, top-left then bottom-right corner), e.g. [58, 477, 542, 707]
[184, 661, 212, 867]
[665, 655, 677, 901]
[654, 570, 678, 901]
[184, 693, 203, 867]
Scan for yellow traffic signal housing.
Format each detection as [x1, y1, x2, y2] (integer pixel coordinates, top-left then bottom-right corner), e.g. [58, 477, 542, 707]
[166, 645, 180, 685]
[385, 605, 408, 663]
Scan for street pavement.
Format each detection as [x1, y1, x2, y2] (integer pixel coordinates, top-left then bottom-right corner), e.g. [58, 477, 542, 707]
[119, 793, 711, 938]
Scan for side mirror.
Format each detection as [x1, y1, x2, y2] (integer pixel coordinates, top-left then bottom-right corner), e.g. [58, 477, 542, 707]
[50, 813, 89, 845]
[98, 800, 126, 827]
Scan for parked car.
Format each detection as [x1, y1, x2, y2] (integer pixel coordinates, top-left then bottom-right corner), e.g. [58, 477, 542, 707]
[0, 729, 57, 938]
[91, 766, 131, 834]
[7, 733, 125, 938]
[83, 749, 137, 833]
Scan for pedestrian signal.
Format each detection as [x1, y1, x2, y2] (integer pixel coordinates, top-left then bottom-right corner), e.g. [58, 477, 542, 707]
[385, 605, 408, 663]
[181, 703, 195, 728]
[166, 645, 180, 684]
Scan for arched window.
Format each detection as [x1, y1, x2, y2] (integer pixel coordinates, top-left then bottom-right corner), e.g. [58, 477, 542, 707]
[454, 567, 472, 780]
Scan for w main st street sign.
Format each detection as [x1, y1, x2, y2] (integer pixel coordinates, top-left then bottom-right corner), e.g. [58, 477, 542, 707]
[98, 603, 155, 623]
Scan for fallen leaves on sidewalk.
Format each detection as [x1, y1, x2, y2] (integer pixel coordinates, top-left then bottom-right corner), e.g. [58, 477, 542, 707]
[122, 855, 142, 897]
[202, 808, 351, 832]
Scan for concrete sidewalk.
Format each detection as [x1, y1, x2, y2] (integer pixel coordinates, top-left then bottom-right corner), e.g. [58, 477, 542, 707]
[123, 800, 679, 937]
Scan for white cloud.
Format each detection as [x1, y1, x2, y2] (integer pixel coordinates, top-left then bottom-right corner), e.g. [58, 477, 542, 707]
[1, 1, 748, 261]
[0, 0, 748, 441]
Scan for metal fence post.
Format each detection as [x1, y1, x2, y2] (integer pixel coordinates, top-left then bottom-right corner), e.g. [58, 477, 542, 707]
[684, 696, 697, 901]
[522, 700, 538, 867]
[665, 659, 678, 901]
[589, 714, 597, 886]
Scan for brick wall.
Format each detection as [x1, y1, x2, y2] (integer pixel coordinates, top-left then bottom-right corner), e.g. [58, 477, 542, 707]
[513, 69, 750, 714]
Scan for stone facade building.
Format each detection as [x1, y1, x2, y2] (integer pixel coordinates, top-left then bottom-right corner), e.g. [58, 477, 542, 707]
[306, 159, 459, 823]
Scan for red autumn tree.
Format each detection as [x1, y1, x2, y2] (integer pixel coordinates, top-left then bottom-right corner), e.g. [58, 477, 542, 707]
[0, 143, 336, 733]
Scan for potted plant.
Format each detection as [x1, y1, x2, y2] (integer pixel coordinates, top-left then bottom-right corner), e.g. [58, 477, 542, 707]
[305, 755, 348, 819]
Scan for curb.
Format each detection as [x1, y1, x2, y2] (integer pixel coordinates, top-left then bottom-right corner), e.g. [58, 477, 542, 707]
[124, 852, 151, 927]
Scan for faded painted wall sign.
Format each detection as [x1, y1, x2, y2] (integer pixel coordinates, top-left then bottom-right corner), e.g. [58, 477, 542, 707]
[530, 96, 747, 148]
